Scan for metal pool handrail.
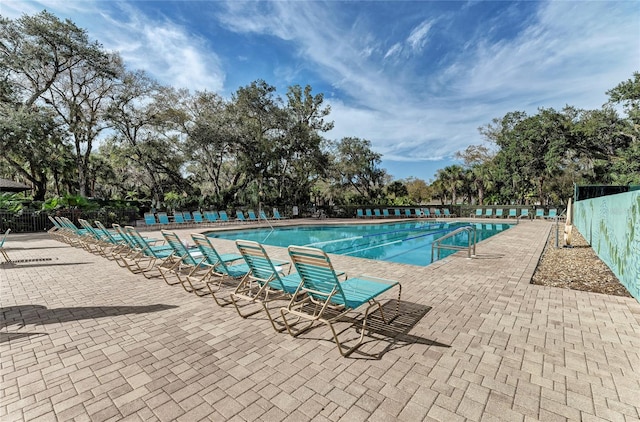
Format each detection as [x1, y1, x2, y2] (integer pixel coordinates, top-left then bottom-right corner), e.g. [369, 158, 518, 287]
[431, 225, 477, 262]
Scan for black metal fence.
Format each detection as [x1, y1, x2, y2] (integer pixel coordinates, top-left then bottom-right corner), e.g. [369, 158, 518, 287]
[0, 209, 139, 233]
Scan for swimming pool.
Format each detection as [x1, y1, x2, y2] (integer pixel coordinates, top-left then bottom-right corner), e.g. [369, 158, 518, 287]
[207, 221, 512, 267]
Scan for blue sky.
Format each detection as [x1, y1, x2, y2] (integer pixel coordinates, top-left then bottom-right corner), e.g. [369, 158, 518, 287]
[3, 1, 639, 182]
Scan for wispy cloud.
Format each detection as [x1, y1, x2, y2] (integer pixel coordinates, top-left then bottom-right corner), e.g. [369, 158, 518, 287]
[97, 4, 225, 92]
[4, 0, 639, 177]
[384, 43, 402, 60]
[3, 0, 225, 92]
[214, 0, 639, 164]
[407, 19, 434, 51]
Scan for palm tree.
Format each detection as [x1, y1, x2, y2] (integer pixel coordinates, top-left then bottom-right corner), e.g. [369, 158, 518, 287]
[436, 165, 465, 205]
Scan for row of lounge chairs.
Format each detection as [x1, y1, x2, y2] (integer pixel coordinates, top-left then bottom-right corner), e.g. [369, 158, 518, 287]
[143, 209, 287, 228]
[471, 208, 560, 219]
[46, 215, 402, 357]
[356, 208, 456, 219]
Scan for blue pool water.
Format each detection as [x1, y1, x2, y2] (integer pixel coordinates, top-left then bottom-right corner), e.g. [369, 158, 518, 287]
[207, 221, 512, 267]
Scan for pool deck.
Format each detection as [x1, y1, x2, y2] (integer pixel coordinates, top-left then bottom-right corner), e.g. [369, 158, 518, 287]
[1, 218, 639, 421]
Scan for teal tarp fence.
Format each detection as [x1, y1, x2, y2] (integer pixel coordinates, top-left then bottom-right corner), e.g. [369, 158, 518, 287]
[573, 191, 640, 302]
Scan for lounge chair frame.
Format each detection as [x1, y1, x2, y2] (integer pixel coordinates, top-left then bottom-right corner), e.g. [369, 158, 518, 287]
[189, 233, 248, 303]
[0, 228, 11, 262]
[281, 246, 402, 357]
[231, 240, 300, 332]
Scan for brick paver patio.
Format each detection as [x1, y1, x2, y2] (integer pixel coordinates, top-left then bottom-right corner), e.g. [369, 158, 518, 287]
[1, 219, 639, 421]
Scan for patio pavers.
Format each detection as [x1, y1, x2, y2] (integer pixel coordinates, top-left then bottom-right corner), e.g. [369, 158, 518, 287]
[1, 219, 639, 421]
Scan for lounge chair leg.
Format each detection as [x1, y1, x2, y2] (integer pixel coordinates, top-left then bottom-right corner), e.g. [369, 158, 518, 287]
[205, 278, 235, 306]
[230, 293, 264, 319]
[324, 303, 382, 357]
[280, 308, 317, 337]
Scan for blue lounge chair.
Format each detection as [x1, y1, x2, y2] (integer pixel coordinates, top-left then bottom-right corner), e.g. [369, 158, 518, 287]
[94, 221, 130, 265]
[182, 211, 195, 226]
[74, 218, 102, 253]
[162, 230, 243, 293]
[545, 208, 558, 220]
[484, 208, 493, 218]
[120, 226, 175, 280]
[394, 209, 402, 218]
[282, 245, 402, 356]
[144, 213, 157, 227]
[190, 233, 248, 305]
[422, 208, 431, 218]
[356, 209, 364, 218]
[47, 216, 66, 241]
[272, 209, 288, 220]
[259, 210, 269, 221]
[231, 240, 301, 331]
[520, 209, 530, 219]
[161, 230, 207, 291]
[443, 208, 455, 218]
[55, 217, 89, 248]
[219, 210, 231, 223]
[192, 210, 205, 225]
[157, 212, 172, 226]
[434, 209, 442, 218]
[365, 209, 373, 218]
[236, 210, 248, 223]
[374, 209, 382, 218]
[173, 212, 186, 226]
[382, 209, 390, 218]
[495, 209, 504, 218]
[247, 210, 258, 222]
[204, 210, 219, 224]
[535, 209, 545, 219]
[1, 228, 11, 263]
[508, 209, 517, 218]
[405, 209, 412, 218]
[78, 218, 121, 257]
[472, 209, 482, 218]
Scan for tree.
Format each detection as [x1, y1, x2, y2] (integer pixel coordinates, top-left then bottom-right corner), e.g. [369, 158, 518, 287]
[435, 165, 466, 204]
[105, 71, 186, 206]
[606, 72, 640, 184]
[607, 72, 640, 128]
[230, 80, 286, 207]
[481, 109, 574, 204]
[1, 11, 123, 197]
[455, 144, 496, 205]
[0, 102, 64, 200]
[278, 85, 333, 206]
[386, 180, 408, 199]
[330, 137, 387, 202]
[178, 90, 238, 205]
[403, 177, 430, 204]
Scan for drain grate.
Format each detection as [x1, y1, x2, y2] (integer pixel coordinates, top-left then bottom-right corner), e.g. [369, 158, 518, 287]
[3, 257, 55, 264]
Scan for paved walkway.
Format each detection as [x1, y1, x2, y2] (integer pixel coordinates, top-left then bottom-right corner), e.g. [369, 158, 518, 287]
[1, 219, 639, 421]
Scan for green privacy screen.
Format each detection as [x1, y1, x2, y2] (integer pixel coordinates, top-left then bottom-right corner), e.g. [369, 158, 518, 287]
[574, 190, 640, 302]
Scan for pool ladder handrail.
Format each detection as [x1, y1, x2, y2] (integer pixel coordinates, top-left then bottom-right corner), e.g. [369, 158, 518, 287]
[431, 225, 477, 262]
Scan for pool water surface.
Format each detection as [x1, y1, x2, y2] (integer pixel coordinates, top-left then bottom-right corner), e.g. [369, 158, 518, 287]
[207, 221, 511, 266]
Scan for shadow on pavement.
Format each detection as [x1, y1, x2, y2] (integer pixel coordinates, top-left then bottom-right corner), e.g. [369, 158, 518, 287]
[0, 304, 179, 332]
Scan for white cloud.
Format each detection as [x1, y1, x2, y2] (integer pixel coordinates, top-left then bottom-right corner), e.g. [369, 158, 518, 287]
[384, 43, 402, 60]
[407, 19, 433, 51]
[3, 0, 225, 92]
[308, 1, 639, 162]
[97, 5, 225, 92]
[448, 1, 639, 111]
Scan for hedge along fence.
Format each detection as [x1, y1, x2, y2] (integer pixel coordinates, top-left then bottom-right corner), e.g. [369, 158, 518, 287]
[573, 190, 640, 302]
